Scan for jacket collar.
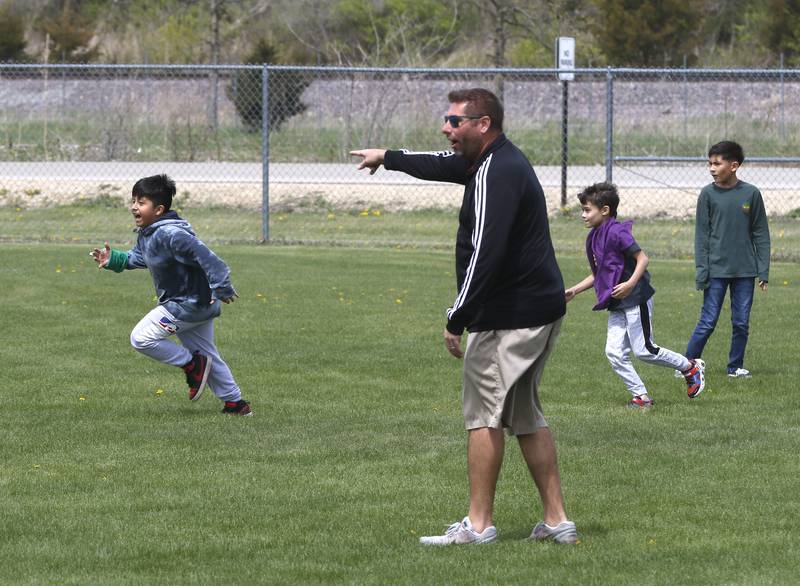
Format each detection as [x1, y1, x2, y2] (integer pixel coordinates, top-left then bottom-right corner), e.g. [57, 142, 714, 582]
[137, 210, 182, 235]
[467, 133, 507, 175]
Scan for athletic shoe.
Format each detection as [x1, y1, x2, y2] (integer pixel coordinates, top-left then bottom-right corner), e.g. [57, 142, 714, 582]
[183, 352, 212, 401]
[419, 517, 497, 546]
[222, 400, 253, 416]
[728, 368, 751, 378]
[530, 520, 578, 544]
[683, 358, 706, 398]
[627, 395, 654, 409]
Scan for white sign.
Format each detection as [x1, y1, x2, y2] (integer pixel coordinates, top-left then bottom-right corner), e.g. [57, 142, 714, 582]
[556, 37, 575, 81]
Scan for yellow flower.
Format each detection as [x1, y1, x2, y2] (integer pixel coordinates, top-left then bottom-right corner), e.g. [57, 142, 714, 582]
[79, 395, 87, 401]
[155, 389, 164, 396]
[372, 210, 381, 217]
[395, 298, 403, 304]
[327, 213, 336, 220]
[55, 266, 62, 273]
[783, 281, 789, 286]
[359, 210, 369, 217]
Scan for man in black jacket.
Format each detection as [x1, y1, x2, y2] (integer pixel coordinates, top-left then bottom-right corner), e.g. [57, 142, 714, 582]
[351, 88, 577, 546]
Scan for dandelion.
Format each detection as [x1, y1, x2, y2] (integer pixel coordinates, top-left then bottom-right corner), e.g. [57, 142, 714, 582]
[783, 281, 789, 286]
[55, 266, 62, 273]
[647, 538, 656, 545]
[359, 209, 369, 217]
[327, 213, 336, 220]
[395, 298, 403, 304]
[372, 210, 381, 217]
[79, 395, 87, 401]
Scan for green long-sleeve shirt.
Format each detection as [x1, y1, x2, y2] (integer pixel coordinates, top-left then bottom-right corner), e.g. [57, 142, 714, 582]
[694, 180, 771, 290]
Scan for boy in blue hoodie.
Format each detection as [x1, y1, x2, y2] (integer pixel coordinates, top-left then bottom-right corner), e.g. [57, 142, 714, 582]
[90, 174, 252, 416]
[564, 182, 704, 409]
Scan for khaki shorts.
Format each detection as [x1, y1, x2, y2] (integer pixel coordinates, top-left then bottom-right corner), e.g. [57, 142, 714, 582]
[462, 319, 562, 436]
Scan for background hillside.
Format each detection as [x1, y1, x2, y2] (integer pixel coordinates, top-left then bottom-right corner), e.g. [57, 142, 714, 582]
[3, 0, 800, 69]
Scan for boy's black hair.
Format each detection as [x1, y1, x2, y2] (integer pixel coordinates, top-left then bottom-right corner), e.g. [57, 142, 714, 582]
[132, 174, 176, 211]
[708, 140, 744, 164]
[578, 182, 619, 218]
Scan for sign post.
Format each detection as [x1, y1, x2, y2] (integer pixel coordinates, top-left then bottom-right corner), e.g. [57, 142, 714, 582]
[556, 37, 575, 208]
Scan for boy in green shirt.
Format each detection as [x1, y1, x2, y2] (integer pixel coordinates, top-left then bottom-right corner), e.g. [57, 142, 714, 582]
[685, 141, 770, 377]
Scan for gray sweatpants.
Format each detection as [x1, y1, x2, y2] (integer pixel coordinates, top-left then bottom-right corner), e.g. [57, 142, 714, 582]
[605, 297, 691, 397]
[130, 305, 242, 402]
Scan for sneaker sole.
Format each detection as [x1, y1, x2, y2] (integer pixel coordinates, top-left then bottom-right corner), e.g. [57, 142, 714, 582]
[688, 359, 706, 399]
[190, 355, 213, 402]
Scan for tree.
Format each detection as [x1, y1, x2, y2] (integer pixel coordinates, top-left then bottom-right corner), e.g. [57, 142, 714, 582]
[227, 39, 311, 132]
[761, 0, 800, 65]
[40, 0, 99, 62]
[281, 0, 460, 66]
[0, 3, 27, 61]
[588, 0, 705, 66]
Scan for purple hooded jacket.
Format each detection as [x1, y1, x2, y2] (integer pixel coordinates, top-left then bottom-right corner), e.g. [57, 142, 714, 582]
[586, 218, 636, 310]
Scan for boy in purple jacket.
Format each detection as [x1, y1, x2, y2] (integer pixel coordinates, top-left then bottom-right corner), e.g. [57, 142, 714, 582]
[565, 182, 705, 409]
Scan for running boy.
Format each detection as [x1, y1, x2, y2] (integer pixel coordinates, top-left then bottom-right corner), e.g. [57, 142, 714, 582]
[565, 182, 705, 409]
[686, 141, 770, 378]
[90, 174, 252, 416]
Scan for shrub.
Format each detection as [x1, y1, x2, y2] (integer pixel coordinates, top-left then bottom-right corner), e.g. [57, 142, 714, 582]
[227, 40, 310, 133]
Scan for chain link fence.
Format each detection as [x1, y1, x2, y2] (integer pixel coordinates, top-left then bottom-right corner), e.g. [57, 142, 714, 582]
[1, 64, 799, 247]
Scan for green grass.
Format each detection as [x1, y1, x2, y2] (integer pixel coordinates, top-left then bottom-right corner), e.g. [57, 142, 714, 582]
[4, 116, 800, 164]
[3, 203, 800, 261]
[1, 243, 799, 584]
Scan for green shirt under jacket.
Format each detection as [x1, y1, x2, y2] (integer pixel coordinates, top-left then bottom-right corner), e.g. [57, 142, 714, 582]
[694, 180, 771, 290]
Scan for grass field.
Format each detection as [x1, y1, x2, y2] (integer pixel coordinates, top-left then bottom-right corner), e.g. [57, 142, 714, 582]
[1, 242, 798, 584]
[4, 117, 800, 165]
[2, 204, 800, 263]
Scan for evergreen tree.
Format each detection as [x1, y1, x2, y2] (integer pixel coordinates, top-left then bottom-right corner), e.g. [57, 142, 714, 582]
[762, 0, 800, 64]
[0, 3, 27, 61]
[589, 0, 704, 66]
[227, 39, 311, 132]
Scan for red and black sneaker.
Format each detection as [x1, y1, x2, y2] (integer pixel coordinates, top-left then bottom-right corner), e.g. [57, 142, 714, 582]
[627, 395, 654, 410]
[183, 352, 212, 402]
[222, 400, 253, 417]
[682, 358, 706, 399]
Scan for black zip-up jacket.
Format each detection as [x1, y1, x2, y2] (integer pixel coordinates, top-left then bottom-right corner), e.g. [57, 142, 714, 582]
[384, 134, 566, 335]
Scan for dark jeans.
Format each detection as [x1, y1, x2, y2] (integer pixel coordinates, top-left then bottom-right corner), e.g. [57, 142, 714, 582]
[686, 277, 755, 372]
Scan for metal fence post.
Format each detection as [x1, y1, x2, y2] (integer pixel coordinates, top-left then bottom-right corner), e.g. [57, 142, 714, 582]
[261, 64, 270, 242]
[560, 79, 569, 207]
[605, 67, 614, 183]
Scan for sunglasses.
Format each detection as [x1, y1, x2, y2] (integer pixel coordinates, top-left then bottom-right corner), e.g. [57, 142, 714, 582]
[443, 114, 485, 128]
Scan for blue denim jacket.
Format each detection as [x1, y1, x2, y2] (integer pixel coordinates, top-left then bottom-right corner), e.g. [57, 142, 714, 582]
[125, 211, 236, 322]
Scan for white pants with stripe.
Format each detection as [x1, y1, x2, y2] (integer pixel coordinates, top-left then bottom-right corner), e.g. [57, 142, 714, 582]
[605, 297, 691, 397]
[129, 306, 242, 402]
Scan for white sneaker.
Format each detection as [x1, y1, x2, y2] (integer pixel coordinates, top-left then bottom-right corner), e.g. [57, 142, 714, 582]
[728, 368, 752, 378]
[419, 516, 497, 546]
[674, 369, 684, 378]
[530, 520, 578, 544]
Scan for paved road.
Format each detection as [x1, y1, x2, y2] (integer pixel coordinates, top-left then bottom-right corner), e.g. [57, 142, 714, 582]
[0, 161, 796, 189]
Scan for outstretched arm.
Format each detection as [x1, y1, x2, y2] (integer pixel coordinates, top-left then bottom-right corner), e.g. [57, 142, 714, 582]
[565, 274, 595, 302]
[350, 149, 387, 175]
[90, 242, 111, 268]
